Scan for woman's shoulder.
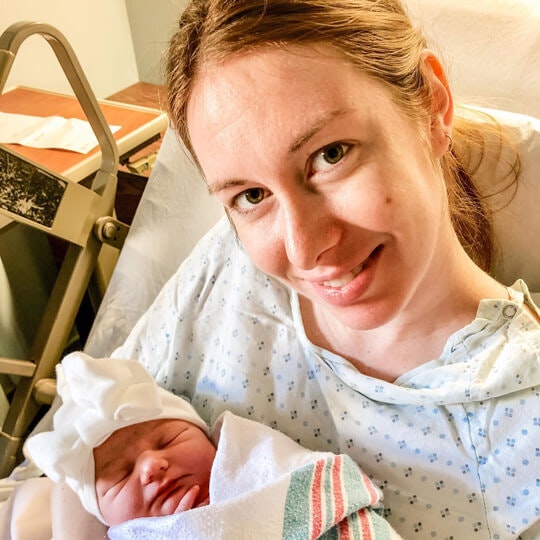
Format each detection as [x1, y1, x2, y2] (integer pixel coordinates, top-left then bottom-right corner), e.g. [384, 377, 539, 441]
[171, 216, 264, 285]
[128, 216, 295, 344]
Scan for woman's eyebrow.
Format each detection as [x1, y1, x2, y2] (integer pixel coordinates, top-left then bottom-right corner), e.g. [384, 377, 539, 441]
[208, 178, 247, 196]
[288, 108, 352, 154]
[208, 108, 353, 195]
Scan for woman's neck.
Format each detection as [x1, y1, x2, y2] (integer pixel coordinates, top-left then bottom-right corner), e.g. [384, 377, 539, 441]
[299, 252, 508, 383]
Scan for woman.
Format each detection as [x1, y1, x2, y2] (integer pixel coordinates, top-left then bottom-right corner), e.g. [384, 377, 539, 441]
[116, 1, 540, 538]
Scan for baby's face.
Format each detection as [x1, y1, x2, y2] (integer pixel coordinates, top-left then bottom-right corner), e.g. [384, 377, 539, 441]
[93, 418, 216, 526]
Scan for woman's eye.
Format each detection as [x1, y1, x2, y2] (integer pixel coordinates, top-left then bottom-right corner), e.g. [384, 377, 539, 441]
[233, 187, 266, 211]
[323, 144, 345, 163]
[310, 142, 350, 174]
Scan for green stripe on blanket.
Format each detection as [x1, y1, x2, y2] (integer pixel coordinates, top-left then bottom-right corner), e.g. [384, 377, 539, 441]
[283, 455, 391, 540]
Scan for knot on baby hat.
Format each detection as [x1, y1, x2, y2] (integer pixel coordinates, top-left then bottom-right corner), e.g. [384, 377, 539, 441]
[24, 352, 207, 524]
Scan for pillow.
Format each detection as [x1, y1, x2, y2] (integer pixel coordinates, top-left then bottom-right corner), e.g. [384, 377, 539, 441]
[84, 129, 223, 357]
[459, 105, 540, 291]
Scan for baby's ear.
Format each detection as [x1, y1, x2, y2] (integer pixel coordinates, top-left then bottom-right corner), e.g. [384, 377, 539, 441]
[422, 50, 454, 157]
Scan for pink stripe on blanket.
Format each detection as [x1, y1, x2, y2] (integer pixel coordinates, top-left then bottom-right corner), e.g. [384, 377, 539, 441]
[310, 458, 325, 539]
[332, 455, 345, 520]
[359, 468, 380, 506]
[358, 507, 374, 540]
[338, 515, 352, 539]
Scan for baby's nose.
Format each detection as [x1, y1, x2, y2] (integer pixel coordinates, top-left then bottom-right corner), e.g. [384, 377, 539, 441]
[138, 452, 168, 485]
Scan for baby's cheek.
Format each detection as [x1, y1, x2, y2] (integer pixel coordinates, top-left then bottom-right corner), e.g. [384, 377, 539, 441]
[98, 490, 135, 526]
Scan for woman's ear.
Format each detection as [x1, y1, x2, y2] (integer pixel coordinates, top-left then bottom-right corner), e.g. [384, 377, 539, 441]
[422, 51, 454, 157]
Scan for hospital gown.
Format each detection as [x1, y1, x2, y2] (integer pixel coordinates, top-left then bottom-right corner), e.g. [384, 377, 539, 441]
[114, 217, 540, 540]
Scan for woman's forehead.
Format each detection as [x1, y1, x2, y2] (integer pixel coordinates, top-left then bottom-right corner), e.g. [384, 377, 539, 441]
[190, 43, 352, 102]
[188, 48, 379, 129]
[186, 46, 397, 176]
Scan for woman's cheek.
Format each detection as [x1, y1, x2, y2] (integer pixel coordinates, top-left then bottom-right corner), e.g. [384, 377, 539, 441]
[239, 224, 287, 276]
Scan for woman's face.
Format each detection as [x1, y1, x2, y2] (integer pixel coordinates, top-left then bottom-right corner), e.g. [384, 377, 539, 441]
[187, 45, 453, 331]
[94, 419, 215, 526]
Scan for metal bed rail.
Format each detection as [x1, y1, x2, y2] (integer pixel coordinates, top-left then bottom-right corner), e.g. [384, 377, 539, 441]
[0, 22, 127, 476]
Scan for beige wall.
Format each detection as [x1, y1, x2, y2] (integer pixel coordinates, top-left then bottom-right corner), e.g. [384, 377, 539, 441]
[0, 0, 139, 98]
[124, 0, 187, 85]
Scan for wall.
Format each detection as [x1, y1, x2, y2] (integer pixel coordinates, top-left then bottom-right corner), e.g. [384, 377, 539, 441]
[405, 0, 540, 118]
[0, 0, 139, 98]
[124, 0, 187, 85]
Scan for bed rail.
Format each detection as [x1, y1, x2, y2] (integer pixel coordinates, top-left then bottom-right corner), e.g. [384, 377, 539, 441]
[0, 22, 124, 477]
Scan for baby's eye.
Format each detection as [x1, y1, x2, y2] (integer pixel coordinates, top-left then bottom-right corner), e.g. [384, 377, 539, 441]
[310, 142, 351, 174]
[100, 470, 129, 495]
[113, 474, 129, 488]
[233, 187, 267, 211]
[160, 433, 181, 449]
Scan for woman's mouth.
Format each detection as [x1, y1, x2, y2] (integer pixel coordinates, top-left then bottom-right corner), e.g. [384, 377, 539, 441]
[321, 261, 366, 288]
[320, 246, 382, 290]
[309, 245, 383, 305]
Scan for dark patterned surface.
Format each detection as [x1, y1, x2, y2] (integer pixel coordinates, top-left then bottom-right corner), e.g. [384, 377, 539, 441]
[0, 146, 67, 228]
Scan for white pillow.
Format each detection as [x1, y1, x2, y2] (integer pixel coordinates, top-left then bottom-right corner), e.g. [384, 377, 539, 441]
[460, 105, 540, 291]
[84, 129, 223, 357]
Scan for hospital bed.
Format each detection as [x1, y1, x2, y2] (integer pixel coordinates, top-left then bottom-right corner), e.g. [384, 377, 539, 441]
[0, 0, 539, 538]
[0, 21, 126, 478]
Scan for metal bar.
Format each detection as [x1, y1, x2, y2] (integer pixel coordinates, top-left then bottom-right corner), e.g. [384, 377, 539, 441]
[0, 358, 35, 378]
[0, 21, 118, 187]
[0, 22, 122, 476]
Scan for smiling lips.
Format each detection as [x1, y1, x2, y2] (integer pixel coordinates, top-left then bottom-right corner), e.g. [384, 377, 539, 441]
[307, 245, 383, 306]
[319, 245, 381, 290]
[322, 262, 366, 288]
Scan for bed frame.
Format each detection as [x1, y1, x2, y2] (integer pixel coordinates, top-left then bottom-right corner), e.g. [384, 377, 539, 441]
[0, 22, 127, 476]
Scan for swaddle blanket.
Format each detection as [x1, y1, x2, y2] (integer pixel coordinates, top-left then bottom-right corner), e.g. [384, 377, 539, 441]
[109, 411, 401, 540]
[24, 352, 209, 524]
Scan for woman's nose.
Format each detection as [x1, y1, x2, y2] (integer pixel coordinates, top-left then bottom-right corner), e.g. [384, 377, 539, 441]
[138, 452, 169, 485]
[281, 197, 340, 270]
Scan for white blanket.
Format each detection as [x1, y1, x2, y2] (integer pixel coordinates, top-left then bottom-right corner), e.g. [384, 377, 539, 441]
[0, 413, 400, 540]
[109, 412, 401, 540]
